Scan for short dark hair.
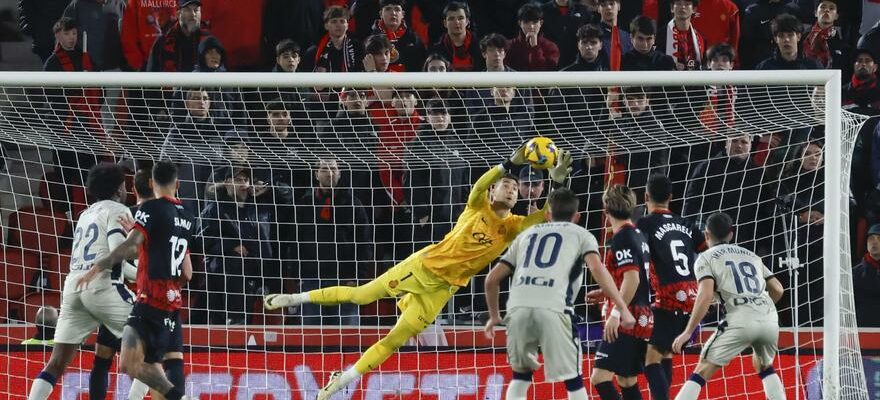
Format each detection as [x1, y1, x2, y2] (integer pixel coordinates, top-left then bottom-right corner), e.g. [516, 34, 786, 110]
[646, 174, 672, 204]
[423, 52, 452, 71]
[814, 0, 838, 9]
[443, 1, 470, 19]
[771, 13, 802, 36]
[674, 0, 700, 6]
[265, 100, 288, 113]
[603, 184, 636, 220]
[630, 16, 657, 37]
[501, 172, 520, 185]
[577, 24, 602, 42]
[275, 39, 301, 57]
[392, 87, 417, 98]
[364, 34, 392, 55]
[323, 5, 350, 22]
[134, 168, 153, 199]
[517, 3, 543, 22]
[152, 161, 179, 187]
[86, 163, 125, 201]
[53, 17, 77, 33]
[622, 85, 648, 97]
[549, 188, 580, 221]
[425, 98, 448, 115]
[479, 33, 508, 53]
[706, 43, 736, 63]
[706, 212, 733, 242]
[380, 0, 405, 8]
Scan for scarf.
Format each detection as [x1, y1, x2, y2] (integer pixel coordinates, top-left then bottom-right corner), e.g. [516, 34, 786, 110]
[700, 85, 736, 133]
[315, 189, 333, 221]
[376, 20, 408, 72]
[55, 45, 103, 132]
[160, 23, 209, 72]
[610, 25, 622, 71]
[313, 33, 357, 72]
[803, 24, 833, 68]
[852, 73, 878, 91]
[666, 20, 702, 69]
[866, 253, 880, 272]
[441, 31, 474, 71]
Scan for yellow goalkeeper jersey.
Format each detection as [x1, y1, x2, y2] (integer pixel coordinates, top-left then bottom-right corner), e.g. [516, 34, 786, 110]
[419, 165, 547, 287]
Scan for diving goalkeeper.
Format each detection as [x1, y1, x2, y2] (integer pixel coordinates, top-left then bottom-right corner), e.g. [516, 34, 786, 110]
[265, 145, 621, 399]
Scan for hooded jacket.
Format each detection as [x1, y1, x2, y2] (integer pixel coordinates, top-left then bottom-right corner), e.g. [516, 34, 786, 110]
[193, 36, 246, 130]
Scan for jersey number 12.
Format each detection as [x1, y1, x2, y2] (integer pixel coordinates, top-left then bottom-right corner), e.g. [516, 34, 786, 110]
[169, 236, 188, 277]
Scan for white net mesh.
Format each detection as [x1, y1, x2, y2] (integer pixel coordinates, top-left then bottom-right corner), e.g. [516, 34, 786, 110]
[0, 71, 869, 399]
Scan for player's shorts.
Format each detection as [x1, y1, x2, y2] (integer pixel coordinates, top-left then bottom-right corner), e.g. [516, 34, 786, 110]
[96, 325, 121, 350]
[595, 333, 648, 378]
[701, 320, 779, 368]
[375, 252, 460, 331]
[54, 283, 135, 344]
[649, 308, 690, 352]
[126, 302, 181, 364]
[505, 307, 582, 382]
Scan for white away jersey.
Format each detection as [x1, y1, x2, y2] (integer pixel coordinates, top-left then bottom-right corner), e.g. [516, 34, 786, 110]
[694, 244, 778, 324]
[65, 200, 132, 292]
[501, 222, 600, 313]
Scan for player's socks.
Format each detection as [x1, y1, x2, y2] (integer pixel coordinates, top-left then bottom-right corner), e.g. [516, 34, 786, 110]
[674, 374, 706, 400]
[662, 358, 674, 383]
[759, 367, 786, 400]
[89, 356, 113, 400]
[164, 386, 184, 400]
[27, 371, 56, 400]
[127, 379, 150, 400]
[506, 371, 532, 400]
[564, 376, 588, 400]
[593, 381, 620, 400]
[645, 363, 670, 400]
[164, 358, 185, 391]
[621, 384, 642, 400]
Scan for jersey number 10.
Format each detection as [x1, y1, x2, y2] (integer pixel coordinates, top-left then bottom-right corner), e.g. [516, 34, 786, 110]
[169, 236, 188, 277]
[522, 233, 563, 269]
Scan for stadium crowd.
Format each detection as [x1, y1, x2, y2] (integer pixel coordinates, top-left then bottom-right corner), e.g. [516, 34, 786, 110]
[5, 0, 880, 327]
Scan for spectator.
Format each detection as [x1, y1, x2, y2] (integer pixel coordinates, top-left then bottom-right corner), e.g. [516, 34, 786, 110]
[406, 99, 469, 245]
[610, 86, 670, 200]
[262, 0, 324, 68]
[563, 24, 609, 71]
[756, 14, 823, 70]
[432, 2, 483, 72]
[698, 44, 737, 136]
[119, 0, 176, 71]
[423, 52, 452, 72]
[294, 158, 373, 325]
[61, 0, 125, 71]
[657, 0, 705, 70]
[272, 39, 301, 73]
[740, 0, 801, 69]
[511, 166, 545, 217]
[596, 0, 633, 70]
[245, 39, 311, 134]
[550, 24, 609, 136]
[802, 0, 852, 80]
[145, 0, 209, 72]
[859, 21, 880, 62]
[201, 167, 281, 325]
[362, 34, 394, 72]
[506, 3, 560, 71]
[18, 0, 70, 63]
[370, 0, 427, 72]
[302, 6, 364, 72]
[371, 88, 421, 209]
[843, 48, 880, 114]
[160, 88, 224, 214]
[621, 16, 676, 71]
[250, 101, 296, 206]
[867, 124, 880, 225]
[21, 306, 58, 346]
[683, 133, 765, 249]
[421, 52, 469, 130]
[480, 33, 513, 72]
[853, 224, 880, 327]
[193, 36, 246, 130]
[691, 0, 740, 60]
[469, 86, 536, 142]
[540, 0, 595, 67]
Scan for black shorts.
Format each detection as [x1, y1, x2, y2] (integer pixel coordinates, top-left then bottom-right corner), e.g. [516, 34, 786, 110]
[126, 303, 180, 364]
[595, 333, 647, 378]
[96, 325, 121, 351]
[649, 308, 690, 353]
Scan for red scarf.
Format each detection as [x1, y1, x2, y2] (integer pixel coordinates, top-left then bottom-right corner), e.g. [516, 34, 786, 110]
[803, 23, 833, 68]
[160, 23, 209, 72]
[313, 33, 356, 72]
[866, 253, 880, 272]
[442, 31, 474, 71]
[610, 25, 622, 71]
[55, 45, 103, 133]
[851, 73, 878, 90]
[316, 189, 333, 221]
[377, 20, 408, 72]
[700, 85, 736, 134]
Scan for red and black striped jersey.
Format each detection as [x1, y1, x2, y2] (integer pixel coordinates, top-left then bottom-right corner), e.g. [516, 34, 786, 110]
[604, 223, 653, 340]
[132, 196, 195, 312]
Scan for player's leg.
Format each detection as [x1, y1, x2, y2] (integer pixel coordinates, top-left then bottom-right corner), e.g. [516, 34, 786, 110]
[674, 361, 722, 400]
[645, 309, 678, 400]
[617, 376, 642, 400]
[752, 325, 785, 400]
[645, 345, 671, 400]
[158, 318, 186, 400]
[505, 308, 540, 400]
[264, 266, 396, 310]
[27, 343, 79, 400]
[119, 326, 185, 400]
[675, 324, 745, 400]
[590, 368, 620, 400]
[89, 326, 119, 400]
[535, 310, 587, 400]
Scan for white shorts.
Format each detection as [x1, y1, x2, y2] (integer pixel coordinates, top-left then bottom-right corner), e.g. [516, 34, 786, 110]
[701, 320, 779, 368]
[54, 283, 135, 344]
[505, 307, 582, 382]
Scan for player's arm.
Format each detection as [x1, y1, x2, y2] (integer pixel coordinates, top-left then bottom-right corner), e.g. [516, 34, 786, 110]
[672, 277, 715, 353]
[766, 276, 783, 303]
[181, 252, 193, 283]
[585, 252, 635, 328]
[468, 144, 529, 208]
[483, 261, 514, 339]
[519, 149, 573, 229]
[76, 229, 145, 290]
[108, 211, 138, 281]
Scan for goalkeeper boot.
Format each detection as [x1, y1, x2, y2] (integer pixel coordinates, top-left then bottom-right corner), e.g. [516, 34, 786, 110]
[263, 293, 305, 310]
[316, 371, 344, 400]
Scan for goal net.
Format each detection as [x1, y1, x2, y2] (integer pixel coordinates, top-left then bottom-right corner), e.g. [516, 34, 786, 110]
[0, 70, 869, 400]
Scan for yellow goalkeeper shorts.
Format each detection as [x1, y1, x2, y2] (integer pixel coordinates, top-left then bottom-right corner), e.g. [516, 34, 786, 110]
[376, 252, 460, 330]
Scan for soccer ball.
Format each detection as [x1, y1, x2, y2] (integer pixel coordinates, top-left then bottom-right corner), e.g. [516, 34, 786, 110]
[524, 137, 557, 170]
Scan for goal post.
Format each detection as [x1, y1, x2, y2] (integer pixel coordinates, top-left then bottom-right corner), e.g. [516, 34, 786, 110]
[0, 70, 870, 400]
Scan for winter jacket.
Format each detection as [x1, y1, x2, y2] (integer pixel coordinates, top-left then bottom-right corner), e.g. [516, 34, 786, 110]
[145, 21, 210, 72]
[853, 254, 880, 327]
[431, 32, 484, 72]
[370, 20, 426, 72]
[740, 0, 802, 69]
[539, 0, 596, 67]
[506, 32, 560, 72]
[200, 188, 279, 265]
[621, 49, 676, 71]
[192, 36, 246, 129]
[755, 52, 823, 70]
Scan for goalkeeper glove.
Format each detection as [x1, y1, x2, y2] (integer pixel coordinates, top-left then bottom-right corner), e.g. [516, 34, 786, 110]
[548, 149, 573, 184]
[503, 144, 528, 171]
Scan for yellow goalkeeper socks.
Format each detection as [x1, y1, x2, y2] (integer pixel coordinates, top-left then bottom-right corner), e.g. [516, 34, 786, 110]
[354, 319, 422, 374]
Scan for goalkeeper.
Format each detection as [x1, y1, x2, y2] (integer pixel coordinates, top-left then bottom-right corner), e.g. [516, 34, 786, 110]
[266, 144, 578, 399]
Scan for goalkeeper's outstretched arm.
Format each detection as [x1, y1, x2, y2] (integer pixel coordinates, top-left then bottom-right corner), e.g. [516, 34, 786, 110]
[520, 149, 574, 230]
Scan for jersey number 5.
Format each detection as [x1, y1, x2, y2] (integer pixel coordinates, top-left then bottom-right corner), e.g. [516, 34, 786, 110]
[669, 240, 691, 277]
[169, 236, 188, 277]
